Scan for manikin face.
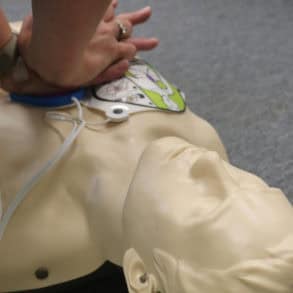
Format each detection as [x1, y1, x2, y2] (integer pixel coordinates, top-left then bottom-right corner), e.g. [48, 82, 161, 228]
[123, 137, 293, 293]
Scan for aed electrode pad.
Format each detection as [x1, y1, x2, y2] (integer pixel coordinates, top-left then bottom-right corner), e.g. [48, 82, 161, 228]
[83, 58, 186, 115]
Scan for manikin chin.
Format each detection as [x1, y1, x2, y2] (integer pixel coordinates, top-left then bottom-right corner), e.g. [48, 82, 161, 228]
[122, 137, 293, 293]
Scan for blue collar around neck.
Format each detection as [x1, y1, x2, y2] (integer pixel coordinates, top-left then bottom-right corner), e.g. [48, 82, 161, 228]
[10, 88, 86, 108]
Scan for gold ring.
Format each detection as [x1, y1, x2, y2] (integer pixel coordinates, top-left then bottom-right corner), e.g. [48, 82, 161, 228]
[116, 19, 128, 41]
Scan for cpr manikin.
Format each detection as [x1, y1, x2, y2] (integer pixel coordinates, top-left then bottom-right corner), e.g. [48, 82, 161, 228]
[122, 137, 293, 293]
[0, 23, 292, 293]
[0, 57, 227, 291]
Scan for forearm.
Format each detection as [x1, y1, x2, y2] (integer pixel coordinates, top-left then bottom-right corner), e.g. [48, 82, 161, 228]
[0, 9, 12, 48]
[28, 0, 111, 84]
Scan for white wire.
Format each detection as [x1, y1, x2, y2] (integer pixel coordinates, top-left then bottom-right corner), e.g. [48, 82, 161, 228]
[0, 98, 108, 240]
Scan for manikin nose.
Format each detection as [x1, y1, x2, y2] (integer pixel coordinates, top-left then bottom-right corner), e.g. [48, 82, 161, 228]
[190, 150, 239, 195]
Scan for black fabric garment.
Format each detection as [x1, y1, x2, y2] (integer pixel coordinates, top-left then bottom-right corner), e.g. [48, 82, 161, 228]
[13, 262, 128, 293]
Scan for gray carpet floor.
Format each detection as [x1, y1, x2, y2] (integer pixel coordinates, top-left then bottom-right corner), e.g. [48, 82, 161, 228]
[2, 0, 292, 202]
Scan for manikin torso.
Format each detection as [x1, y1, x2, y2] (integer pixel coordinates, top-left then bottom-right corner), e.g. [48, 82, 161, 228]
[0, 82, 227, 291]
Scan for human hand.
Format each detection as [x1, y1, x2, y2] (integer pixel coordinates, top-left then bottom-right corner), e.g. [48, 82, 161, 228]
[19, 12, 138, 88]
[93, 1, 159, 84]
[0, 2, 159, 94]
[0, 13, 136, 94]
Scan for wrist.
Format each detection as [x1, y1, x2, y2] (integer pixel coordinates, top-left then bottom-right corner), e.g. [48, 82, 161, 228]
[27, 60, 81, 88]
[23, 43, 83, 88]
[17, 38, 77, 88]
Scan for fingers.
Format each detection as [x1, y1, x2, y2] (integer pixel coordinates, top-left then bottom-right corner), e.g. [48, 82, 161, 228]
[101, 41, 135, 81]
[103, 5, 152, 37]
[93, 36, 135, 69]
[116, 41, 136, 60]
[126, 37, 159, 51]
[93, 59, 129, 84]
[112, 0, 118, 9]
[98, 18, 133, 41]
[102, 5, 158, 51]
[118, 6, 152, 25]
[115, 6, 159, 52]
[103, 0, 117, 22]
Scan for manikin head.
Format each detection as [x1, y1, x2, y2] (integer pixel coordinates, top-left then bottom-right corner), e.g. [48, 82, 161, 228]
[122, 137, 293, 293]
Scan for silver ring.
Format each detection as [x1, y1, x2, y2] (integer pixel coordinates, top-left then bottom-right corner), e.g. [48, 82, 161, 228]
[116, 19, 128, 41]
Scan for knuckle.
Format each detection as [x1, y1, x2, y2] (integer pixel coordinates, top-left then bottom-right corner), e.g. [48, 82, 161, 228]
[124, 43, 136, 59]
[103, 25, 112, 35]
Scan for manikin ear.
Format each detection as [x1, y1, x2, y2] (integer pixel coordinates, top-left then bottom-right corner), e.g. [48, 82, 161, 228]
[123, 248, 158, 293]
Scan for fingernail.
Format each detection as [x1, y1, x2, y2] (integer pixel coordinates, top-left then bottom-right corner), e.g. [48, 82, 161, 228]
[150, 38, 159, 43]
[141, 6, 151, 12]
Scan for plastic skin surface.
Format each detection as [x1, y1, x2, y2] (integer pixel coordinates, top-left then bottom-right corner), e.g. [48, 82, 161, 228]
[0, 88, 227, 291]
[1, 21, 291, 293]
[122, 137, 293, 293]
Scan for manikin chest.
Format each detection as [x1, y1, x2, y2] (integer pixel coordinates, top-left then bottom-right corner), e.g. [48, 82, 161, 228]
[0, 62, 227, 291]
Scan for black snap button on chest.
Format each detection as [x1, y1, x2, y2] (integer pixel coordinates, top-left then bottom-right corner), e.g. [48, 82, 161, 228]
[35, 267, 49, 280]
